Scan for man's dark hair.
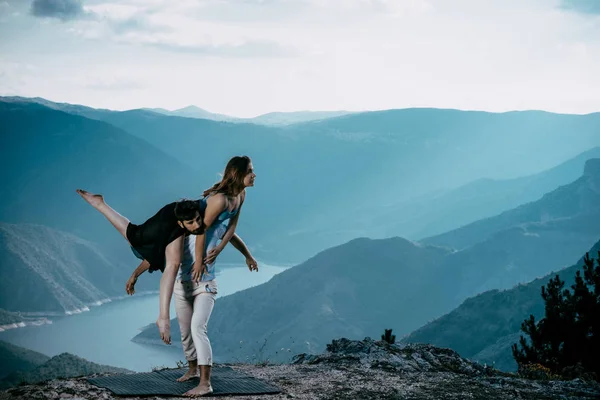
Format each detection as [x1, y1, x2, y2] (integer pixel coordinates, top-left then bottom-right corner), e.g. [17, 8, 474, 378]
[174, 199, 202, 221]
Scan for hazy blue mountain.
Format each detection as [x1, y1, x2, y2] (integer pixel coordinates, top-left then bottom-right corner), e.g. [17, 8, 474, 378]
[0, 222, 141, 314]
[4, 97, 600, 264]
[289, 108, 600, 193]
[288, 147, 600, 246]
[403, 239, 600, 372]
[6, 96, 353, 127]
[426, 159, 600, 302]
[422, 158, 600, 251]
[97, 106, 600, 202]
[0, 351, 132, 389]
[248, 110, 356, 125]
[0, 340, 50, 380]
[144, 105, 241, 123]
[146, 104, 355, 125]
[0, 96, 114, 121]
[135, 162, 600, 362]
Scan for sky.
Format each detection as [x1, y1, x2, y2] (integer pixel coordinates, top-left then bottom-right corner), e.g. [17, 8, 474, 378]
[0, 0, 599, 117]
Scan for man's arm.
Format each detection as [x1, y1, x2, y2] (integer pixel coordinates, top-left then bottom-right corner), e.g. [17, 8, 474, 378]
[156, 235, 183, 345]
[126, 259, 150, 295]
[192, 232, 207, 282]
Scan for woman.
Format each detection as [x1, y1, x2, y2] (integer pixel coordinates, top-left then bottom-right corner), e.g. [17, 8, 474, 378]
[193, 155, 257, 282]
[161, 155, 258, 397]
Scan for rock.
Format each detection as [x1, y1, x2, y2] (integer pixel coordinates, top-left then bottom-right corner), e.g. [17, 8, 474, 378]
[293, 337, 501, 376]
[1, 338, 600, 399]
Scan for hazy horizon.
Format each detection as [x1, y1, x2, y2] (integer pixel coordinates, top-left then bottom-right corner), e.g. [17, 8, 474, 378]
[3, 94, 600, 118]
[1, 0, 599, 117]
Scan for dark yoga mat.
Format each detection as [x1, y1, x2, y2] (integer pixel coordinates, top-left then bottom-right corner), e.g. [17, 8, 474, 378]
[87, 366, 281, 397]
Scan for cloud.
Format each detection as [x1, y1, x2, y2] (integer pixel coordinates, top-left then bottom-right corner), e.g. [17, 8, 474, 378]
[62, 1, 299, 58]
[84, 77, 146, 91]
[0, 1, 10, 20]
[560, 0, 600, 15]
[29, 0, 90, 21]
[109, 16, 171, 34]
[149, 40, 296, 58]
[0, 62, 36, 95]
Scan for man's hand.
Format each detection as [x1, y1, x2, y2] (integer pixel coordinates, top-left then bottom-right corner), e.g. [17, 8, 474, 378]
[125, 276, 137, 295]
[204, 246, 223, 265]
[156, 317, 171, 345]
[246, 256, 258, 272]
[191, 262, 206, 283]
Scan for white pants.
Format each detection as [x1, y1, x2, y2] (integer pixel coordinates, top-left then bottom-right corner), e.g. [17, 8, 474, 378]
[174, 279, 218, 365]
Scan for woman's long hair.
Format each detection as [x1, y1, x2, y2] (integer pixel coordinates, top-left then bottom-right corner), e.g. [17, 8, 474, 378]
[203, 156, 251, 198]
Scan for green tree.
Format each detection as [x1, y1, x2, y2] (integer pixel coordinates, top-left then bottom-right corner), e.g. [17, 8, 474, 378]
[512, 252, 600, 379]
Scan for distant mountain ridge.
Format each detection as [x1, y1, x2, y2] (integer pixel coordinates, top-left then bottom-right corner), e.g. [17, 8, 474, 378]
[298, 146, 600, 243]
[247, 110, 356, 125]
[1, 96, 355, 126]
[0, 96, 115, 121]
[3, 96, 600, 265]
[143, 105, 241, 123]
[423, 158, 600, 250]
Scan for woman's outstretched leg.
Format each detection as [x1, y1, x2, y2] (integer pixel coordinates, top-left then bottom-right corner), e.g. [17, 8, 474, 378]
[76, 189, 130, 241]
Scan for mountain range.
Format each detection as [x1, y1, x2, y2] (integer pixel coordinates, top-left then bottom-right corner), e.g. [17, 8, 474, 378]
[145, 105, 355, 125]
[4, 96, 598, 263]
[281, 146, 600, 249]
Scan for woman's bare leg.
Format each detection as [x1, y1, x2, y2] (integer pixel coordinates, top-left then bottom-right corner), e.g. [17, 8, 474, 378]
[76, 189, 130, 241]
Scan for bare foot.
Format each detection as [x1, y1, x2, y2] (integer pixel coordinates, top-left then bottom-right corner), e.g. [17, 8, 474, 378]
[183, 383, 213, 397]
[176, 368, 199, 382]
[76, 189, 105, 208]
